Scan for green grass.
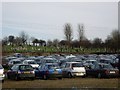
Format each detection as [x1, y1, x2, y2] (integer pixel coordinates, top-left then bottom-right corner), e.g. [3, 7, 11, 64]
[2, 45, 119, 55]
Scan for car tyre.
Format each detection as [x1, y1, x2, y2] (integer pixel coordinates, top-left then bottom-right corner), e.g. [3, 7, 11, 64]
[97, 73, 102, 78]
[68, 72, 72, 78]
[15, 76, 20, 81]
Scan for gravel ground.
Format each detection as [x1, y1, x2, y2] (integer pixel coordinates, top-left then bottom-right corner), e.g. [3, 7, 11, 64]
[2, 78, 119, 89]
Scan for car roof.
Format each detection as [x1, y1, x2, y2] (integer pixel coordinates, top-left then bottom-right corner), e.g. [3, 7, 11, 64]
[66, 62, 81, 64]
[44, 63, 58, 65]
[24, 60, 35, 62]
[13, 64, 32, 66]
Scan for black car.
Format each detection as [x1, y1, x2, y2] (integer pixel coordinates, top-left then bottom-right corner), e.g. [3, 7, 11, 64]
[86, 63, 119, 78]
[7, 64, 35, 80]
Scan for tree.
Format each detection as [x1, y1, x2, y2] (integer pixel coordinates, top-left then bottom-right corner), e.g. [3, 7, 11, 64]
[78, 24, 85, 42]
[53, 39, 59, 47]
[47, 40, 53, 46]
[2, 36, 8, 46]
[8, 35, 14, 46]
[92, 38, 102, 48]
[110, 29, 120, 51]
[64, 23, 73, 46]
[19, 31, 28, 45]
[14, 37, 22, 46]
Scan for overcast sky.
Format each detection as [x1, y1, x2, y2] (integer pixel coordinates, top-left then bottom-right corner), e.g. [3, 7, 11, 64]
[2, 2, 118, 41]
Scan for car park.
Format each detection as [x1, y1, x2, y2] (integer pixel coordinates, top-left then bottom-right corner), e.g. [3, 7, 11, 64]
[0, 64, 5, 83]
[62, 62, 86, 78]
[35, 63, 63, 80]
[86, 63, 119, 78]
[7, 64, 35, 80]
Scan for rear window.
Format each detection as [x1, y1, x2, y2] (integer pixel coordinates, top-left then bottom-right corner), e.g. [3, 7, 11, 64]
[28, 61, 36, 64]
[48, 64, 59, 69]
[72, 63, 83, 67]
[13, 61, 21, 64]
[19, 65, 33, 71]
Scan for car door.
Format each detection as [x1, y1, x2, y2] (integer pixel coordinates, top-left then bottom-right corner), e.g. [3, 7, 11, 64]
[9, 65, 19, 79]
[63, 63, 70, 76]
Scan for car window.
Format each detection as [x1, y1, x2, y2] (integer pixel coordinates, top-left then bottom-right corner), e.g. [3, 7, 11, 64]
[65, 63, 70, 68]
[28, 61, 36, 64]
[19, 65, 33, 71]
[48, 64, 59, 69]
[13, 61, 21, 64]
[11, 65, 19, 70]
[72, 63, 83, 67]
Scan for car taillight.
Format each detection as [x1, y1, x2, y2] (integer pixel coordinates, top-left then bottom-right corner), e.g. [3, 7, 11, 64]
[17, 71, 22, 74]
[105, 70, 109, 74]
[30, 71, 34, 74]
[46, 70, 49, 74]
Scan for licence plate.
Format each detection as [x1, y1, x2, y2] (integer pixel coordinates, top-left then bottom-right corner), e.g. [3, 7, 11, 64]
[76, 73, 83, 76]
[24, 71, 30, 74]
[110, 71, 115, 74]
[54, 71, 58, 74]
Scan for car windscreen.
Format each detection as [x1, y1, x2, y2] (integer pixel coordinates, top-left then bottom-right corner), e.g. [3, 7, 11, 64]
[103, 64, 114, 69]
[48, 64, 60, 69]
[28, 61, 36, 64]
[72, 63, 83, 67]
[19, 65, 33, 71]
[46, 60, 57, 63]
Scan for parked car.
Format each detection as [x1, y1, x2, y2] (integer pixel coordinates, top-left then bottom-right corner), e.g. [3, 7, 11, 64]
[86, 63, 119, 78]
[8, 59, 22, 68]
[22, 60, 39, 69]
[62, 62, 86, 78]
[7, 64, 35, 80]
[40, 58, 59, 64]
[0, 64, 5, 83]
[35, 63, 63, 80]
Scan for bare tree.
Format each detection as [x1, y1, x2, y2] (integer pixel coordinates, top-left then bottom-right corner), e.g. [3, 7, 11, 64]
[78, 24, 85, 42]
[47, 40, 53, 46]
[53, 39, 59, 47]
[64, 23, 73, 46]
[19, 31, 28, 45]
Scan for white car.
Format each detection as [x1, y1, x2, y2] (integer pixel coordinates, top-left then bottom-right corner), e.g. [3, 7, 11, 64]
[0, 64, 5, 82]
[22, 60, 39, 68]
[62, 62, 86, 78]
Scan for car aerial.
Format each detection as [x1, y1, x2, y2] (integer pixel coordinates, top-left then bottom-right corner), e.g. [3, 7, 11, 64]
[7, 64, 35, 80]
[0, 64, 5, 83]
[86, 63, 119, 78]
[35, 63, 63, 80]
[62, 62, 86, 78]
[22, 60, 39, 69]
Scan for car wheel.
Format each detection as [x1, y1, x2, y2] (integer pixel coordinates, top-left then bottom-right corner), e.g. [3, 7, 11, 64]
[2, 80, 4, 83]
[7, 74, 10, 79]
[15, 76, 20, 81]
[58, 77, 62, 80]
[68, 72, 72, 78]
[97, 73, 102, 78]
[30, 77, 35, 80]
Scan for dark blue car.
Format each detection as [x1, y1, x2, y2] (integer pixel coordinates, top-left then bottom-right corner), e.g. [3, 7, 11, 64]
[35, 63, 63, 79]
